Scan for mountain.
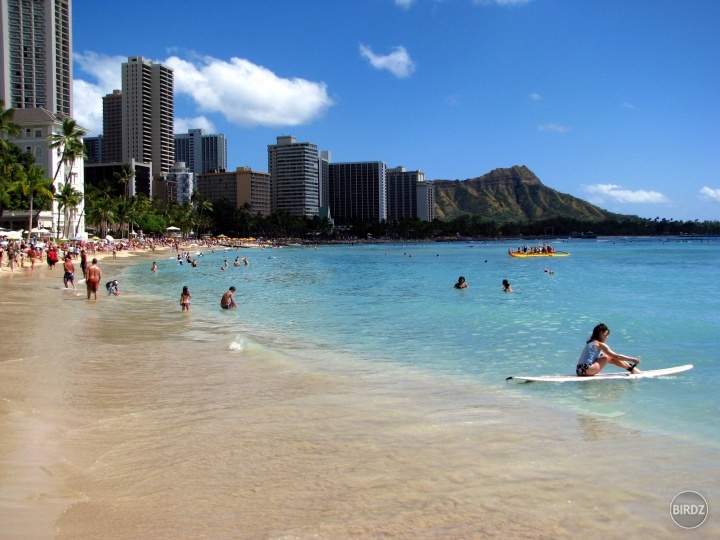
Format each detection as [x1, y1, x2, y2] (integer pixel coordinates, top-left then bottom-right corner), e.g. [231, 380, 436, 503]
[431, 165, 620, 222]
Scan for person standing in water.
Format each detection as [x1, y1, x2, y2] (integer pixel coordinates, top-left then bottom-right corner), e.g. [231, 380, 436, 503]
[577, 323, 641, 376]
[454, 276, 467, 289]
[180, 286, 191, 311]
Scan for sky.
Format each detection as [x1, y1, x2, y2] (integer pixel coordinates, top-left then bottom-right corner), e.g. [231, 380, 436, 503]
[71, 0, 720, 221]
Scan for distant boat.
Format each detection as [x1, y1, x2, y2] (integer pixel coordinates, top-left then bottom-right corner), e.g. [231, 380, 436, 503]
[508, 248, 570, 258]
[570, 231, 598, 239]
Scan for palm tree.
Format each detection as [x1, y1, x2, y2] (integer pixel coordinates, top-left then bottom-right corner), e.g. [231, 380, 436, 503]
[11, 165, 55, 242]
[48, 118, 85, 182]
[114, 163, 135, 198]
[54, 182, 83, 239]
[0, 159, 24, 218]
[86, 196, 116, 239]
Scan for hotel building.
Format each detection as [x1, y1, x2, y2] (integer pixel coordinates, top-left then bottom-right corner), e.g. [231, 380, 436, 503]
[328, 161, 387, 225]
[122, 56, 174, 175]
[174, 128, 227, 175]
[267, 136, 320, 218]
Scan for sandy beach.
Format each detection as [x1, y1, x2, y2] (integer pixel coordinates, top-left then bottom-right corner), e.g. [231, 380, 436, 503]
[1, 248, 718, 539]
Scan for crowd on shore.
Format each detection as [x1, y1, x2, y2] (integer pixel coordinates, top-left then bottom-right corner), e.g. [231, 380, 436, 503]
[0, 235, 229, 276]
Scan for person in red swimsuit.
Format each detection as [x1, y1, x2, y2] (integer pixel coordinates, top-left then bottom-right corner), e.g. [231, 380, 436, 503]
[86, 258, 102, 300]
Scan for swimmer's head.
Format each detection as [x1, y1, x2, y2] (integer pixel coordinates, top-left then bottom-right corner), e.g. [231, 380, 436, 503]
[229, 286, 236, 291]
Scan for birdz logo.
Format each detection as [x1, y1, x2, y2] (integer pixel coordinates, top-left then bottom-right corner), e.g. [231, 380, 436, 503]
[670, 491, 708, 529]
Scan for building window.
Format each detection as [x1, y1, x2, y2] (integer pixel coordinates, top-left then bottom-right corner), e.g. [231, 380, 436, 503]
[34, 146, 42, 159]
[35, 129, 42, 138]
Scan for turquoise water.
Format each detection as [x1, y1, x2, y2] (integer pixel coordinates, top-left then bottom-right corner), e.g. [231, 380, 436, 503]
[123, 238, 720, 446]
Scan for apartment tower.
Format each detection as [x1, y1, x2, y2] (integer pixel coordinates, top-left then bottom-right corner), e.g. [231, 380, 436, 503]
[267, 135, 320, 217]
[174, 128, 228, 175]
[102, 89, 122, 162]
[328, 161, 387, 225]
[0, 0, 72, 116]
[122, 56, 174, 175]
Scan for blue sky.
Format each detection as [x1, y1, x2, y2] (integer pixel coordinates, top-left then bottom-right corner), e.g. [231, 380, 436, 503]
[72, 0, 720, 221]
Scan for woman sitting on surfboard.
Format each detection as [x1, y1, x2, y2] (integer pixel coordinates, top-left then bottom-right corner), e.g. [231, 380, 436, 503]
[577, 323, 642, 376]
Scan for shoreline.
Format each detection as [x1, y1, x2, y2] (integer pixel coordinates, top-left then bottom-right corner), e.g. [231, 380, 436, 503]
[1, 249, 718, 537]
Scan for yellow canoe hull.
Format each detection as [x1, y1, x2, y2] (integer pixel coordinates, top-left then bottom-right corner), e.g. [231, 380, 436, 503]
[508, 250, 570, 258]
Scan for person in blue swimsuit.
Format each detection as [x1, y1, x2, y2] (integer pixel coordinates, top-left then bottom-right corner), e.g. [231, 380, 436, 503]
[577, 323, 641, 376]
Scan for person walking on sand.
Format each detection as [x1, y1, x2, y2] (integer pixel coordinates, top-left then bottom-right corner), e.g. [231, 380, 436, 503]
[576, 323, 642, 377]
[220, 286, 237, 309]
[180, 285, 191, 311]
[63, 255, 76, 290]
[86, 258, 102, 300]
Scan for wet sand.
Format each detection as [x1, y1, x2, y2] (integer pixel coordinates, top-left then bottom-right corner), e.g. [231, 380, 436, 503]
[0, 251, 718, 539]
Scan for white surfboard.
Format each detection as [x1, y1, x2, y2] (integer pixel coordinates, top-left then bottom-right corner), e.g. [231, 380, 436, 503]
[507, 364, 693, 383]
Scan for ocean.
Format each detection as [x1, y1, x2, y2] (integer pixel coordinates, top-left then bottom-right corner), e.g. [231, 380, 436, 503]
[1, 237, 718, 538]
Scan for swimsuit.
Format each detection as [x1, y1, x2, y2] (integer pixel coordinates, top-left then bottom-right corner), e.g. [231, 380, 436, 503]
[577, 342, 602, 376]
[87, 277, 99, 291]
[64, 271, 74, 282]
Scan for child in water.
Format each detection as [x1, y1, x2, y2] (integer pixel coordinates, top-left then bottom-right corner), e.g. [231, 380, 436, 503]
[180, 285, 191, 311]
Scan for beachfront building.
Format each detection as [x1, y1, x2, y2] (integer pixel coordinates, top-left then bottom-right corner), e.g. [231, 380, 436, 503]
[8, 107, 87, 237]
[416, 179, 435, 222]
[121, 56, 174, 175]
[166, 161, 194, 204]
[84, 135, 102, 163]
[328, 161, 387, 225]
[386, 167, 434, 222]
[102, 89, 122, 163]
[267, 136, 320, 218]
[174, 129, 227, 176]
[196, 167, 272, 216]
[84, 160, 152, 198]
[0, 0, 73, 117]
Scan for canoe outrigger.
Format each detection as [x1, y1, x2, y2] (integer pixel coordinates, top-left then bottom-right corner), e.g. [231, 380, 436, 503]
[508, 245, 570, 257]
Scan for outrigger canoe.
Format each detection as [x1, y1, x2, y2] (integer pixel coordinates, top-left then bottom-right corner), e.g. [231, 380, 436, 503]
[508, 249, 570, 258]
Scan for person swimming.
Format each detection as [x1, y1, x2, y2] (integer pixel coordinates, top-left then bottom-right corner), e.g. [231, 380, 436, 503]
[454, 276, 467, 289]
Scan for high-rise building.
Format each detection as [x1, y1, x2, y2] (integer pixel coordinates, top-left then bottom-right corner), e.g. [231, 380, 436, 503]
[0, 0, 73, 116]
[166, 161, 194, 204]
[328, 161, 387, 225]
[102, 89, 122, 163]
[416, 180, 435, 222]
[267, 135, 319, 218]
[174, 129, 227, 175]
[386, 167, 432, 222]
[84, 134, 102, 163]
[121, 56, 174, 175]
[196, 167, 271, 216]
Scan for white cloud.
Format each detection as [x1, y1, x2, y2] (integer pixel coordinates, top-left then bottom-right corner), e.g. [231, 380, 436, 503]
[584, 184, 670, 204]
[72, 51, 334, 135]
[72, 51, 125, 134]
[699, 186, 720, 202]
[359, 44, 416, 78]
[621, 102, 635, 109]
[165, 55, 333, 127]
[538, 123, 570, 133]
[395, 0, 415, 8]
[529, 92, 542, 101]
[174, 116, 216, 134]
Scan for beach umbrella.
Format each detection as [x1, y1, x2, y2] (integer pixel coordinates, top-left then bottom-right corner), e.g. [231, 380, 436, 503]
[105, 235, 114, 241]
[5, 230, 23, 240]
[166, 226, 180, 231]
[31, 227, 51, 234]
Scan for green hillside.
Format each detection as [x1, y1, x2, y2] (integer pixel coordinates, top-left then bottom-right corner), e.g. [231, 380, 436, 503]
[432, 165, 623, 222]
